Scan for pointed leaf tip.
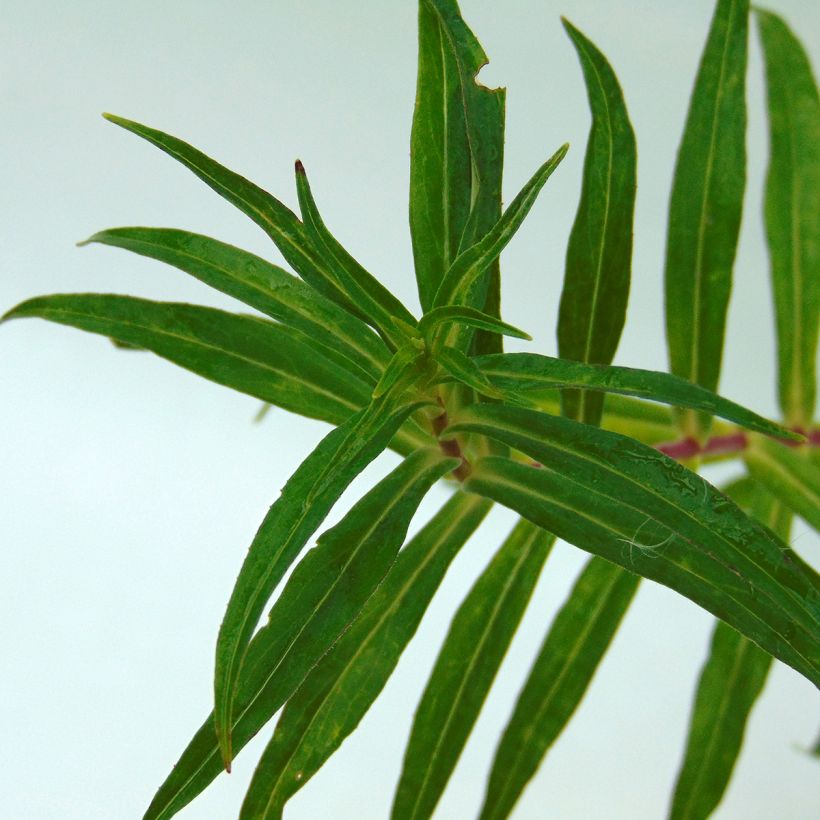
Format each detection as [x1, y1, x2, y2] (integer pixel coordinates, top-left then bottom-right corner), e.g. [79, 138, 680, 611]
[295, 159, 305, 175]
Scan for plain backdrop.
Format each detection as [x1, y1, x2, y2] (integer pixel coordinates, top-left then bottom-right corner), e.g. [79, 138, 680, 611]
[2, 1, 819, 818]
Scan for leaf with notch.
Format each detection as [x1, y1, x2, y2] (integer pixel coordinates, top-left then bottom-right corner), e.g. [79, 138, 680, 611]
[436, 346, 504, 400]
[238, 492, 491, 819]
[448, 403, 820, 687]
[418, 305, 530, 343]
[557, 19, 637, 426]
[663, 0, 750, 440]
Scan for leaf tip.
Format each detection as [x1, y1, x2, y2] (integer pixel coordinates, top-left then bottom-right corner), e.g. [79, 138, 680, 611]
[295, 159, 306, 176]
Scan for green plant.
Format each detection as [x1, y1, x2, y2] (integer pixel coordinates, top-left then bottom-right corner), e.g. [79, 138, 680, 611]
[4, 0, 818, 817]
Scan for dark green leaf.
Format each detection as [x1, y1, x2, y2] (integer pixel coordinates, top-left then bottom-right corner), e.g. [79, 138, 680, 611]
[557, 19, 637, 426]
[757, 10, 820, 430]
[392, 520, 554, 820]
[663, 0, 750, 440]
[81, 227, 389, 380]
[239, 492, 491, 819]
[418, 305, 530, 343]
[436, 346, 504, 400]
[142, 448, 455, 820]
[474, 352, 798, 440]
[448, 404, 820, 687]
[479, 556, 639, 820]
[2, 294, 368, 426]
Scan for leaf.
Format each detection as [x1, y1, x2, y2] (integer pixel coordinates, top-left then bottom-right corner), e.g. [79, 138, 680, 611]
[294, 161, 417, 346]
[391, 520, 554, 820]
[436, 346, 504, 400]
[373, 341, 425, 399]
[663, 0, 750, 440]
[433, 145, 569, 314]
[670, 481, 792, 820]
[448, 404, 820, 687]
[757, 10, 820, 430]
[2, 294, 369, 426]
[474, 352, 798, 441]
[417, 305, 530, 343]
[557, 19, 637, 426]
[745, 435, 820, 532]
[142, 448, 456, 820]
[479, 555, 639, 820]
[212, 393, 428, 768]
[81, 227, 389, 380]
[238, 492, 492, 819]
[102, 114, 364, 318]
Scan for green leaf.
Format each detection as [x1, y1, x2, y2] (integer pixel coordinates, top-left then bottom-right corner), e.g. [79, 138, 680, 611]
[663, 0, 750, 440]
[557, 19, 637, 426]
[102, 114, 364, 317]
[745, 436, 820, 532]
[80, 227, 389, 380]
[479, 555, 639, 820]
[418, 305, 530, 344]
[238, 492, 491, 819]
[474, 352, 798, 440]
[448, 404, 820, 687]
[436, 346, 504, 400]
[670, 482, 791, 820]
[143, 448, 455, 820]
[757, 11, 820, 430]
[392, 519, 554, 820]
[294, 161, 417, 346]
[2, 294, 369, 426]
[432, 145, 569, 314]
[213, 394, 428, 769]
[373, 341, 425, 399]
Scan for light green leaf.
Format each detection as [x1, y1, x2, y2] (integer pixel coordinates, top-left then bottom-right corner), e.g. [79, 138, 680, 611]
[663, 0, 750, 440]
[448, 404, 820, 687]
[373, 341, 425, 399]
[418, 305, 530, 343]
[479, 556, 639, 820]
[2, 294, 368, 426]
[474, 352, 798, 440]
[392, 520, 554, 820]
[80, 227, 389, 380]
[557, 19, 637, 426]
[436, 346, 504, 400]
[213, 394, 428, 768]
[757, 10, 820, 430]
[238, 492, 491, 819]
[142, 448, 455, 820]
[295, 161, 417, 347]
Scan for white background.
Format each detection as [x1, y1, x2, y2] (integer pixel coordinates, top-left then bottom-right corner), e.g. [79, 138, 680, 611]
[2, 1, 819, 818]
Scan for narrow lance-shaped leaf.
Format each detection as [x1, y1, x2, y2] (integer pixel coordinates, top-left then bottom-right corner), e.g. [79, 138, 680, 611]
[670, 480, 792, 820]
[664, 0, 749, 440]
[239, 492, 492, 820]
[213, 393, 429, 769]
[417, 305, 531, 343]
[557, 19, 637, 426]
[436, 345, 504, 399]
[142, 448, 456, 820]
[103, 114, 367, 319]
[80, 227, 389, 380]
[2, 294, 370, 426]
[479, 556, 639, 820]
[757, 10, 820, 430]
[447, 404, 820, 686]
[392, 520, 555, 820]
[373, 341, 425, 399]
[295, 160, 417, 347]
[474, 352, 798, 441]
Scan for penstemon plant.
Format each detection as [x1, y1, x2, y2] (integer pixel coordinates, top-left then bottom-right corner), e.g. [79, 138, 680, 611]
[4, 1, 819, 818]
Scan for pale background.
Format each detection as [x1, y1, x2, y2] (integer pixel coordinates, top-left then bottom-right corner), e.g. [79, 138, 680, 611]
[2, 1, 819, 818]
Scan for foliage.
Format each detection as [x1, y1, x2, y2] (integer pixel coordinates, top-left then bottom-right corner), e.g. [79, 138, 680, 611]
[4, 1, 818, 817]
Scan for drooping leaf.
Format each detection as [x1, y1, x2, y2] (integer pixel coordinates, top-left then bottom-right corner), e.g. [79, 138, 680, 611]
[213, 393, 429, 768]
[417, 305, 531, 343]
[664, 0, 749, 439]
[295, 161, 417, 347]
[745, 435, 820, 532]
[2, 294, 369, 426]
[392, 519, 554, 820]
[474, 352, 798, 440]
[81, 227, 389, 380]
[557, 19, 637, 426]
[238, 492, 492, 819]
[142, 448, 456, 820]
[479, 556, 639, 820]
[670, 482, 792, 820]
[448, 404, 820, 686]
[757, 10, 820, 430]
[435, 345, 504, 400]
